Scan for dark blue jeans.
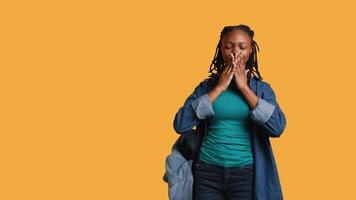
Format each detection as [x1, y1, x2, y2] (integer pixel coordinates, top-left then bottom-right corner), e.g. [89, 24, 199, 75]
[193, 159, 254, 200]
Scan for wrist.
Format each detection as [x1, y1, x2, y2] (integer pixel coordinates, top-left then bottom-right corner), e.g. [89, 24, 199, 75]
[239, 85, 250, 93]
[213, 86, 224, 94]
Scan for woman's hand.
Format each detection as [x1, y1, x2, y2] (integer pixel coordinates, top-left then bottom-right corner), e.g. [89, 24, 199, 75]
[232, 51, 250, 91]
[215, 54, 236, 92]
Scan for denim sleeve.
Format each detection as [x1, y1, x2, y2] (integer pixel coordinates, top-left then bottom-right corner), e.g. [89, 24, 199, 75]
[173, 79, 209, 135]
[190, 93, 215, 120]
[250, 97, 276, 125]
[250, 83, 287, 138]
[163, 149, 193, 200]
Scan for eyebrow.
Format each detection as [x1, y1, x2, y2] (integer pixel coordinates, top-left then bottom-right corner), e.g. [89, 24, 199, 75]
[225, 41, 246, 45]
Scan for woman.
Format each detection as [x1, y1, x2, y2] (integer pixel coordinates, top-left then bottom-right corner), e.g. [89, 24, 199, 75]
[173, 24, 287, 200]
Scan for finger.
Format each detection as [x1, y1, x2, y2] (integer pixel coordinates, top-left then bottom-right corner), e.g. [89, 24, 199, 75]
[239, 53, 244, 66]
[236, 54, 241, 71]
[230, 65, 236, 74]
[230, 53, 234, 66]
[229, 70, 234, 79]
[230, 54, 235, 67]
[241, 59, 246, 71]
[233, 52, 240, 71]
[229, 62, 235, 73]
[229, 64, 234, 75]
[222, 65, 230, 75]
[232, 64, 236, 73]
[223, 55, 231, 73]
[229, 66, 233, 75]
[238, 53, 244, 70]
[223, 56, 232, 73]
[231, 55, 236, 69]
[224, 59, 231, 73]
[239, 56, 244, 69]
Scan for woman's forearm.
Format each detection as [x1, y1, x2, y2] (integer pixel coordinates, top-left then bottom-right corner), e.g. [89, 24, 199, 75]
[239, 86, 259, 109]
[207, 86, 223, 104]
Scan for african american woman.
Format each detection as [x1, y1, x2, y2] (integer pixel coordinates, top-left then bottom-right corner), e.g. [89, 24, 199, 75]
[173, 24, 287, 200]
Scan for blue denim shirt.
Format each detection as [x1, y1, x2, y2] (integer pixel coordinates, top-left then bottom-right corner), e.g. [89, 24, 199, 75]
[170, 74, 287, 200]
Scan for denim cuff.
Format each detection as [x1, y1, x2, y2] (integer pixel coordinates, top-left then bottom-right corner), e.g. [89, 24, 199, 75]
[190, 93, 215, 120]
[250, 97, 276, 125]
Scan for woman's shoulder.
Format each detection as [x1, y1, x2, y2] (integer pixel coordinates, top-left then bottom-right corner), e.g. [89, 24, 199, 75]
[254, 77, 280, 98]
[190, 77, 217, 95]
[258, 79, 271, 88]
[194, 76, 214, 87]
[250, 75, 276, 95]
[190, 78, 211, 94]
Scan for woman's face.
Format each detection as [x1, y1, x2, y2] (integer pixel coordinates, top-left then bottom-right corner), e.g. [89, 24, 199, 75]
[220, 29, 253, 65]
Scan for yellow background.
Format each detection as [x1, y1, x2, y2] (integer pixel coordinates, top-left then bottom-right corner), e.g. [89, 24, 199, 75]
[1, 0, 356, 199]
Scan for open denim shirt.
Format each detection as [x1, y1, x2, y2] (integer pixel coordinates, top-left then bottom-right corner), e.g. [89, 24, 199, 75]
[165, 75, 287, 200]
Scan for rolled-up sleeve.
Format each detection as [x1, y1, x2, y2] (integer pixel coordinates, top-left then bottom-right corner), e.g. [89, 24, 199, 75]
[190, 93, 215, 120]
[249, 82, 287, 138]
[173, 79, 211, 135]
[250, 97, 276, 125]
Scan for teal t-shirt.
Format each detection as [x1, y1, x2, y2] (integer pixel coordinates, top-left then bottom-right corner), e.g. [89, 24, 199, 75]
[199, 84, 254, 167]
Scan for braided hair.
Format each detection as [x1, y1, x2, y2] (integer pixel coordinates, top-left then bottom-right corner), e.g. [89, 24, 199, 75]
[208, 24, 263, 87]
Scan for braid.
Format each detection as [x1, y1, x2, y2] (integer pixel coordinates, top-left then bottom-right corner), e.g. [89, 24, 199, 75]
[208, 24, 263, 87]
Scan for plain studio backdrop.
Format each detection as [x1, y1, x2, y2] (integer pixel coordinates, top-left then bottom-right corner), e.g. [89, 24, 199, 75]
[0, 0, 356, 199]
